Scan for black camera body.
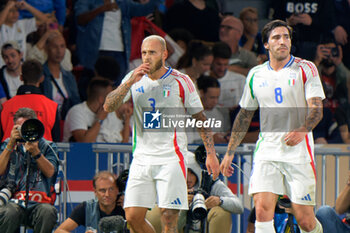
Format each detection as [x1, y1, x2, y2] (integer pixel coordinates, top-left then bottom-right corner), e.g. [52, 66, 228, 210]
[331, 47, 339, 57]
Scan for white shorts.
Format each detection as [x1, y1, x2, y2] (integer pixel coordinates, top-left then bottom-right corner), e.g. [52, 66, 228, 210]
[248, 160, 316, 205]
[124, 161, 188, 210]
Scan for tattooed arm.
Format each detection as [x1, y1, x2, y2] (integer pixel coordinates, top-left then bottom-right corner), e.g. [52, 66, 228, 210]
[103, 63, 150, 112]
[284, 97, 323, 146]
[220, 108, 255, 177]
[192, 111, 220, 180]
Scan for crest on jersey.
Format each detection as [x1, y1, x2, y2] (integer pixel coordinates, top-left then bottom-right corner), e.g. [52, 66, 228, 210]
[163, 85, 171, 98]
[288, 73, 296, 86]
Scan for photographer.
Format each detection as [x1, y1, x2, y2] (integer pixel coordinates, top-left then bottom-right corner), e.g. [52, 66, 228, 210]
[147, 152, 243, 233]
[316, 171, 350, 232]
[55, 171, 125, 233]
[313, 39, 350, 144]
[0, 107, 59, 233]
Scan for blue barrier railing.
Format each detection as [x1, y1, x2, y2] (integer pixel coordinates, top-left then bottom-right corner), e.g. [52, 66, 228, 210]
[55, 143, 350, 233]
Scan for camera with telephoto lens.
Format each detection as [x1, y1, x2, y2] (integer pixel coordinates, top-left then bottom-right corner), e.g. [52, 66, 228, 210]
[188, 145, 218, 220]
[189, 170, 214, 220]
[0, 181, 17, 207]
[16, 119, 44, 142]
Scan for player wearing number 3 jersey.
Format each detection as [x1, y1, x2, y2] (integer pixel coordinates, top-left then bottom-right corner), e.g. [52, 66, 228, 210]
[103, 35, 219, 233]
[220, 20, 325, 233]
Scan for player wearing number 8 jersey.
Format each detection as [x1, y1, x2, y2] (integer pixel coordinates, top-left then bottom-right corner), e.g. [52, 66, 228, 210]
[220, 20, 325, 233]
[103, 35, 219, 233]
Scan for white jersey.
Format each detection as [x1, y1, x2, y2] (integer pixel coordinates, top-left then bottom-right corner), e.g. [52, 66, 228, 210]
[122, 67, 203, 165]
[217, 70, 246, 108]
[240, 56, 325, 163]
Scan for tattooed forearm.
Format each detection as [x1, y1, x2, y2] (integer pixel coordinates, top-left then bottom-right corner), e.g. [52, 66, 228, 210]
[103, 81, 132, 112]
[193, 111, 215, 155]
[226, 108, 255, 156]
[304, 97, 323, 132]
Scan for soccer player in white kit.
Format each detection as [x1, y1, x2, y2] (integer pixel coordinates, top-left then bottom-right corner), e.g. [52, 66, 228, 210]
[104, 35, 220, 233]
[220, 20, 325, 233]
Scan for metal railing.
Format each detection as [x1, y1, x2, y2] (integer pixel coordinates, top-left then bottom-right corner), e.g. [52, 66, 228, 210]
[56, 143, 350, 233]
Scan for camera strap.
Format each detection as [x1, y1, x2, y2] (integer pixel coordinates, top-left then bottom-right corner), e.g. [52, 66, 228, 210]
[50, 75, 67, 100]
[24, 152, 31, 208]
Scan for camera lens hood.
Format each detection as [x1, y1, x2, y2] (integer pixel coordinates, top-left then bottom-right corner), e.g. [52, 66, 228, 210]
[21, 119, 44, 142]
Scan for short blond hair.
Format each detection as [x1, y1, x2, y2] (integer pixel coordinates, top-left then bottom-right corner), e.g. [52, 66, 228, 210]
[142, 35, 167, 51]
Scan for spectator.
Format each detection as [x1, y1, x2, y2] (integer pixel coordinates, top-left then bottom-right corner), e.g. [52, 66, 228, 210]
[55, 171, 125, 233]
[177, 40, 213, 84]
[333, 0, 350, 69]
[26, 14, 73, 71]
[0, 0, 48, 67]
[271, 0, 337, 61]
[187, 75, 231, 144]
[316, 171, 350, 233]
[168, 28, 194, 52]
[219, 16, 258, 76]
[312, 107, 342, 144]
[164, 0, 220, 42]
[1, 59, 60, 142]
[0, 107, 59, 233]
[239, 7, 267, 63]
[209, 41, 259, 143]
[78, 55, 120, 101]
[19, 0, 66, 28]
[41, 33, 80, 120]
[210, 41, 246, 110]
[0, 41, 23, 99]
[63, 78, 132, 143]
[74, 0, 162, 85]
[314, 39, 350, 112]
[146, 152, 243, 233]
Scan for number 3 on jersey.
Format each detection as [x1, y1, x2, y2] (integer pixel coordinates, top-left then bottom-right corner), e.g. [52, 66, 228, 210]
[274, 87, 283, 104]
[148, 98, 156, 111]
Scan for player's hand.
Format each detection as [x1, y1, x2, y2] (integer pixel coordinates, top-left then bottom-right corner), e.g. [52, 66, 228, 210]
[284, 126, 308, 146]
[205, 196, 220, 209]
[206, 154, 220, 180]
[220, 154, 234, 177]
[130, 63, 150, 84]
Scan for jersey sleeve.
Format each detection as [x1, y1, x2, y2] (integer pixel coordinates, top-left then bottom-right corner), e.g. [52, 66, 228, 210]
[177, 74, 203, 115]
[300, 61, 326, 100]
[239, 70, 259, 110]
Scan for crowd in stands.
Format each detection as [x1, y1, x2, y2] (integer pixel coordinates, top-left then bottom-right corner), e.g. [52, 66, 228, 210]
[0, 0, 348, 232]
[0, 0, 348, 146]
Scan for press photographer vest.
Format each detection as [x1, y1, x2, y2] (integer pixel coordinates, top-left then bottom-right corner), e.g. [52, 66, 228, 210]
[1, 94, 57, 141]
